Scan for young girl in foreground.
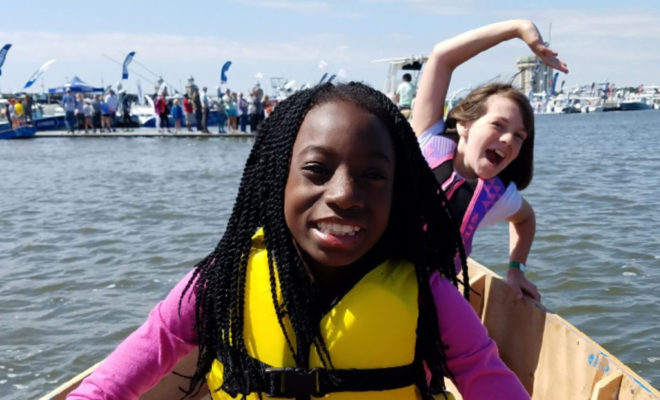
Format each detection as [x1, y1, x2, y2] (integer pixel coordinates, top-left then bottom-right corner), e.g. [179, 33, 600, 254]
[412, 20, 568, 301]
[67, 82, 529, 400]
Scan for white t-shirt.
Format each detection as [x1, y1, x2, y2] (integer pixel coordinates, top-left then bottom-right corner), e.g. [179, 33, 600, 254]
[396, 81, 416, 107]
[478, 181, 522, 228]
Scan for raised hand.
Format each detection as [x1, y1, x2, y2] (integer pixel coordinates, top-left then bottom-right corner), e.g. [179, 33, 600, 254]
[519, 20, 569, 73]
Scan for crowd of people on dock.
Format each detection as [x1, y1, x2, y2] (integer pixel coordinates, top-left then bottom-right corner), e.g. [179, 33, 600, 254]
[2, 81, 277, 135]
[153, 83, 274, 134]
[1, 93, 33, 129]
[59, 88, 128, 134]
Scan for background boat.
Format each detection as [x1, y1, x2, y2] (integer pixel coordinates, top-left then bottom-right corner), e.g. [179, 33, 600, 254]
[0, 125, 36, 139]
[620, 98, 653, 111]
[0, 102, 67, 132]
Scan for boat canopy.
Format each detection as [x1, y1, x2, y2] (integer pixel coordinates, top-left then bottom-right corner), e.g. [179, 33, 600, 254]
[48, 76, 104, 94]
[372, 55, 428, 99]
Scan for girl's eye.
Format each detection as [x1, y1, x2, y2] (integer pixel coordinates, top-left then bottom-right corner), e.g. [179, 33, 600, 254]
[363, 170, 387, 181]
[514, 131, 527, 140]
[492, 121, 504, 130]
[302, 163, 329, 176]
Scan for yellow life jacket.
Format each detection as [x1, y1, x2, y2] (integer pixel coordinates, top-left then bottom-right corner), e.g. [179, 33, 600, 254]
[206, 229, 423, 399]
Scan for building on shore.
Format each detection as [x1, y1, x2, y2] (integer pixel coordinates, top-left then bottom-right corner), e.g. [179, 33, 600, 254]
[515, 55, 556, 96]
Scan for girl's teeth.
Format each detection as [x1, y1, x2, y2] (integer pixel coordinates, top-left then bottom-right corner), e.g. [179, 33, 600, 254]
[317, 222, 360, 236]
[495, 150, 505, 157]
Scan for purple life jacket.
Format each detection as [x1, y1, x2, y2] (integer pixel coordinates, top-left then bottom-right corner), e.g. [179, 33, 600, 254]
[421, 132, 506, 272]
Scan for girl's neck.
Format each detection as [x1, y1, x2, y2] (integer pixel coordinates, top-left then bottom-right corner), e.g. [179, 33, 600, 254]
[453, 140, 477, 179]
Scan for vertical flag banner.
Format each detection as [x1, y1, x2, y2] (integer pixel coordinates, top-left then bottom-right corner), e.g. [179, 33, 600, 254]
[158, 81, 167, 96]
[220, 61, 232, 84]
[24, 59, 56, 88]
[550, 72, 559, 96]
[122, 51, 136, 79]
[0, 43, 12, 76]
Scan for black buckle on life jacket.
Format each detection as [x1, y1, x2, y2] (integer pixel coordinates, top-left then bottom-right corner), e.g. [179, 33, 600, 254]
[264, 367, 325, 397]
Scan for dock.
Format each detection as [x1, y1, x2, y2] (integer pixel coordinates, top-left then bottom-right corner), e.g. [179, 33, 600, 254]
[33, 128, 256, 139]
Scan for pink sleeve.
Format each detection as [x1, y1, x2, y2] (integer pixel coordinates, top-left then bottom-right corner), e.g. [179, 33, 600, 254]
[66, 270, 199, 400]
[430, 273, 530, 400]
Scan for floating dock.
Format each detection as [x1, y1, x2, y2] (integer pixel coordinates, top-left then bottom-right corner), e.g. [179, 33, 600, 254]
[33, 128, 256, 139]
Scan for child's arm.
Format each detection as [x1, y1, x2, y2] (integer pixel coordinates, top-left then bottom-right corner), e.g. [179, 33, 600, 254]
[430, 273, 530, 399]
[66, 271, 198, 400]
[506, 198, 540, 301]
[412, 19, 567, 137]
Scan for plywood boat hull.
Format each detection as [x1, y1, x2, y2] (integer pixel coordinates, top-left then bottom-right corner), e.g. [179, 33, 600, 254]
[40, 259, 659, 400]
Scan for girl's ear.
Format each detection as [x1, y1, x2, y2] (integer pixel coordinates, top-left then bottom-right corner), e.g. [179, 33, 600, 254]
[456, 120, 471, 139]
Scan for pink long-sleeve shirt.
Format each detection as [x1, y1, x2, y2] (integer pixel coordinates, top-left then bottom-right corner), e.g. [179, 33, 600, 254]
[67, 270, 529, 400]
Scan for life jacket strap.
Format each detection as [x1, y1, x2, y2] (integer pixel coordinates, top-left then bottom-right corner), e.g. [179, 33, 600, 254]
[262, 364, 417, 397]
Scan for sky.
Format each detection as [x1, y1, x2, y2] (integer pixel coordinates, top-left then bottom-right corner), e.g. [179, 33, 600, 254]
[1, 0, 659, 98]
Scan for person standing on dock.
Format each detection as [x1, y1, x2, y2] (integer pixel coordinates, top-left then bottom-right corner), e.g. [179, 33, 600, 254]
[61, 88, 77, 134]
[216, 96, 228, 133]
[3, 100, 10, 126]
[121, 93, 132, 132]
[155, 92, 170, 133]
[226, 91, 238, 132]
[99, 95, 112, 132]
[23, 94, 33, 125]
[171, 98, 183, 134]
[92, 95, 101, 133]
[238, 92, 248, 132]
[201, 86, 210, 133]
[192, 88, 202, 132]
[182, 93, 193, 132]
[75, 93, 85, 131]
[105, 90, 118, 132]
[83, 99, 94, 134]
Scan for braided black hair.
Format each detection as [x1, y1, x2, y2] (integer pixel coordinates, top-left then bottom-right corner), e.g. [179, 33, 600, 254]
[180, 82, 469, 399]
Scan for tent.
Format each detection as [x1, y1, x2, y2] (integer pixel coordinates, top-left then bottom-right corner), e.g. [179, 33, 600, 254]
[48, 76, 103, 94]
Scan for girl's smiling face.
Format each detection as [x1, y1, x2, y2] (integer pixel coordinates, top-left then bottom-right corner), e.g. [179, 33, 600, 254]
[284, 100, 395, 271]
[455, 94, 527, 180]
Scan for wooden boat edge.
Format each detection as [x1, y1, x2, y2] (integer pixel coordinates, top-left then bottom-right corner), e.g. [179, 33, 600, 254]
[465, 258, 659, 400]
[41, 258, 659, 400]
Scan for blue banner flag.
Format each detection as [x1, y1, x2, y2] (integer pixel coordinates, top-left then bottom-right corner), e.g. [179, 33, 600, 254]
[24, 59, 56, 88]
[220, 61, 232, 84]
[550, 72, 559, 96]
[122, 51, 136, 79]
[0, 43, 12, 76]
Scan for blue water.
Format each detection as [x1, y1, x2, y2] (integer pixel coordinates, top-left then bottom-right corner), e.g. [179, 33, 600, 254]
[1, 111, 658, 399]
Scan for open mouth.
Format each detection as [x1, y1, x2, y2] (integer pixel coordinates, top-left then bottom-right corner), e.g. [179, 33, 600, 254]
[485, 149, 505, 166]
[316, 221, 361, 237]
